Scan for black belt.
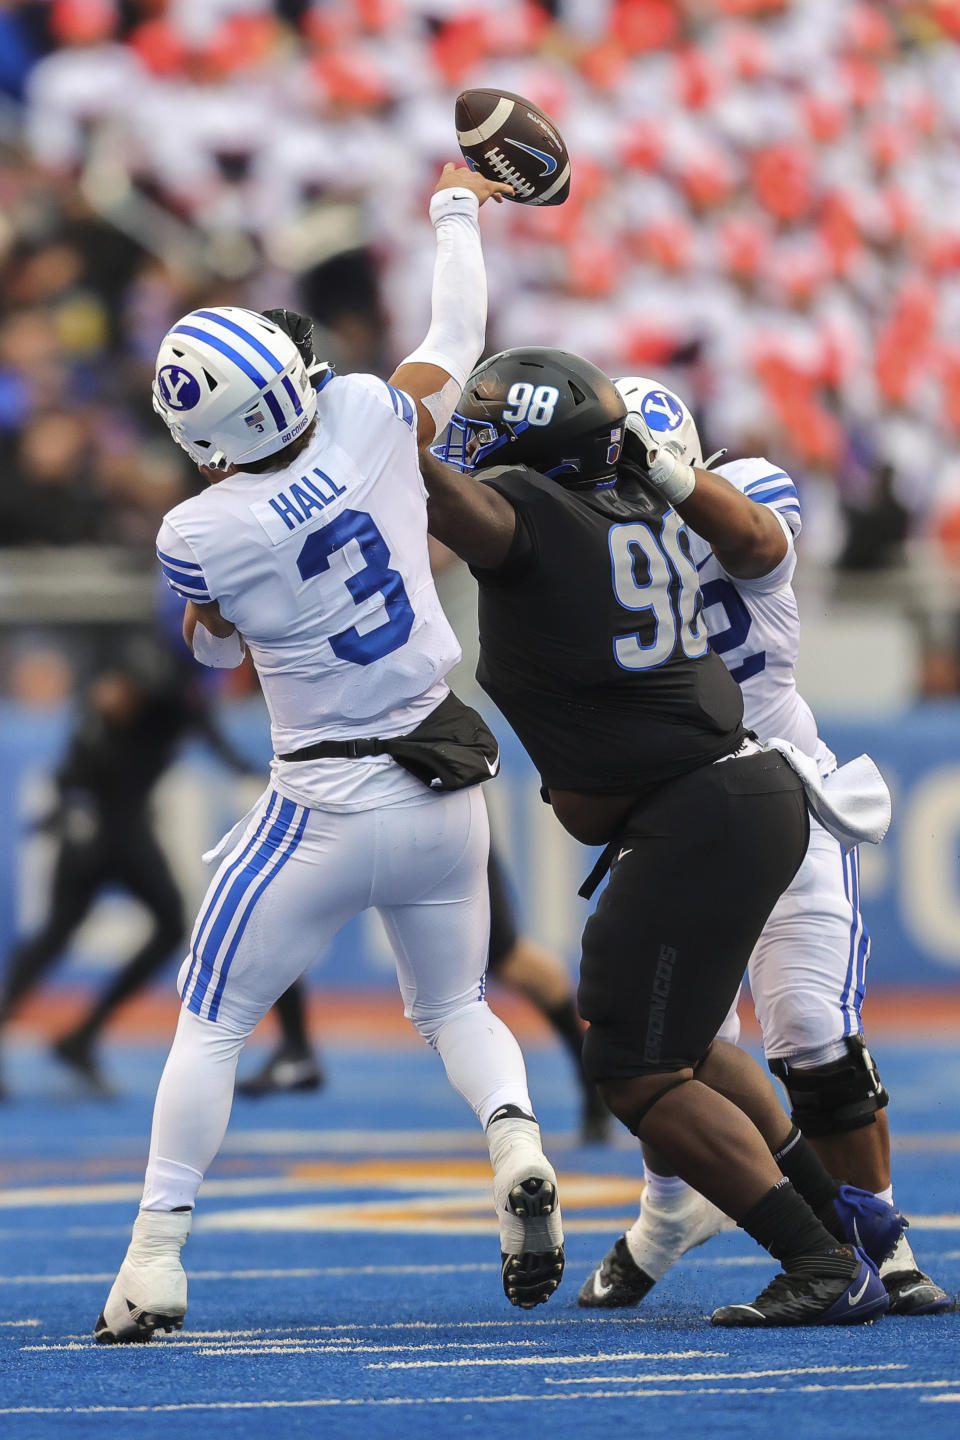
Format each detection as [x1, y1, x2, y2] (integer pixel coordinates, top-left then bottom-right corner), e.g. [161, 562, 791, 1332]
[275, 693, 500, 793]
[278, 737, 386, 761]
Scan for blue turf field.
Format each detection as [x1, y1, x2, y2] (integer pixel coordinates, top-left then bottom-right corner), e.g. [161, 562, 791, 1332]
[2, 1034, 959, 1440]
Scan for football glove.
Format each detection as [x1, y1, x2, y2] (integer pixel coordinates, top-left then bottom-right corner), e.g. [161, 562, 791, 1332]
[261, 308, 333, 389]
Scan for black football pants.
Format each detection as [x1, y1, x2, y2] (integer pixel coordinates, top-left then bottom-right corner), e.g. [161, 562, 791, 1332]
[579, 750, 810, 1080]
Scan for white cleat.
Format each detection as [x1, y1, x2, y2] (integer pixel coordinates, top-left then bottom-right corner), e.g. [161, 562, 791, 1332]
[579, 1186, 733, 1308]
[487, 1109, 564, 1309]
[94, 1210, 191, 1344]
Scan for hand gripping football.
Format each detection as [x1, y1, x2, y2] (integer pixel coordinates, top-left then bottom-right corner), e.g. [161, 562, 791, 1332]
[455, 89, 571, 206]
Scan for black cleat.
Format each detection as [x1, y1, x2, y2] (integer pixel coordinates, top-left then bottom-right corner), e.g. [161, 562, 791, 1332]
[235, 1045, 325, 1098]
[578, 1233, 656, 1308]
[711, 1246, 889, 1328]
[94, 1305, 183, 1345]
[884, 1268, 956, 1316]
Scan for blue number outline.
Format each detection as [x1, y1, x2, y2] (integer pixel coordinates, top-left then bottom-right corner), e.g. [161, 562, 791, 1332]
[296, 508, 414, 666]
[609, 515, 708, 671]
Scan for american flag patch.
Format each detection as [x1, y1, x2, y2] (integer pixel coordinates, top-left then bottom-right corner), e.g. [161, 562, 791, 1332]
[244, 409, 265, 428]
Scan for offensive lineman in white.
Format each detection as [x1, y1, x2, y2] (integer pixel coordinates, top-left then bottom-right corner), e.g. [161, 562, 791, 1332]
[94, 164, 566, 1343]
[578, 378, 947, 1316]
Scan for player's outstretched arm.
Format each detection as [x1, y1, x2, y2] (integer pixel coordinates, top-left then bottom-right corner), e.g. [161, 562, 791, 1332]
[390, 164, 512, 449]
[639, 445, 788, 580]
[419, 447, 518, 571]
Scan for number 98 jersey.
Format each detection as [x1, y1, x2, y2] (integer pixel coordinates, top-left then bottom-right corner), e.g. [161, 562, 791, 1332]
[472, 467, 746, 795]
[686, 457, 835, 778]
[156, 373, 461, 811]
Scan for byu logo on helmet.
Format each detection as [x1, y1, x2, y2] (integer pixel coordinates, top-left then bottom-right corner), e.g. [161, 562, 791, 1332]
[641, 389, 684, 432]
[157, 365, 201, 411]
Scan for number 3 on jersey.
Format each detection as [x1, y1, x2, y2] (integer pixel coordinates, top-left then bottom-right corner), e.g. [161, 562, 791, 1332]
[609, 512, 708, 669]
[297, 509, 414, 666]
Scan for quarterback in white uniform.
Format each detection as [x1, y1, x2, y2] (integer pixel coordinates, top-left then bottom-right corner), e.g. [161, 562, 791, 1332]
[578, 376, 947, 1316]
[95, 165, 565, 1344]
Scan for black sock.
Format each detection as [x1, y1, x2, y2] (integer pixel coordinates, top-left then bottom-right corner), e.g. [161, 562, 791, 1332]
[772, 1126, 844, 1240]
[739, 1179, 839, 1266]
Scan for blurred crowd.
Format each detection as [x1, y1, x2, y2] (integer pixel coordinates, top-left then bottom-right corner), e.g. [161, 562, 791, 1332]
[0, 0, 959, 574]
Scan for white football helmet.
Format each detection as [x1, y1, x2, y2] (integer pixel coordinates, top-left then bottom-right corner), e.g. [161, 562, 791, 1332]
[153, 307, 317, 469]
[614, 375, 707, 469]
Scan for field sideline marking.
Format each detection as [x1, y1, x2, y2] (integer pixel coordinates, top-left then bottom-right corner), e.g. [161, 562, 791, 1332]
[545, 1363, 906, 1385]
[51, 1316, 663, 1342]
[23, 1338, 547, 1356]
[369, 1350, 726, 1370]
[4, 1381, 960, 1414]
[0, 1263, 498, 1285]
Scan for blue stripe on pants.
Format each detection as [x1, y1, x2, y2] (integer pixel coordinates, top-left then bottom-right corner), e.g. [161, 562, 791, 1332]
[187, 797, 298, 1017]
[181, 794, 280, 1010]
[839, 849, 858, 1036]
[207, 805, 308, 1022]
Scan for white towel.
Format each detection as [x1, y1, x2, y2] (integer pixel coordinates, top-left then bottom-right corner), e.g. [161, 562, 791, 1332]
[763, 738, 891, 849]
[192, 626, 245, 669]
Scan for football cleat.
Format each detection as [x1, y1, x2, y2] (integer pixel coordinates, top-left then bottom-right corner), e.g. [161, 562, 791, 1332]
[881, 1233, 955, 1315]
[235, 1044, 325, 1098]
[94, 1210, 191, 1344]
[579, 1187, 733, 1308]
[711, 1245, 889, 1328]
[833, 1183, 907, 1267]
[488, 1110, 564, 1309]
[578, 1234, 656, 1309]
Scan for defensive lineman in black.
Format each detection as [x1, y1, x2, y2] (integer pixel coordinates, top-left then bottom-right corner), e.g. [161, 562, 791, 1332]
[422, 346, 904, 1325]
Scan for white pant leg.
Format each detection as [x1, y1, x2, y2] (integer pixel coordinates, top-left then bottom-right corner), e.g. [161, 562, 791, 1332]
[375, 786, 534, 1127]
[144, 790, 377, 1208]
[748, 818, 870, 1061]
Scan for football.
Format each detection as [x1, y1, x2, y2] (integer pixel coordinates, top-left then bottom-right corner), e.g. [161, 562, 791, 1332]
[455, 89, 571, 206]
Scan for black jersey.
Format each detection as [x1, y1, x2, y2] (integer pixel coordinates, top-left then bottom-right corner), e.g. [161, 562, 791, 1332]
[472, 466, 746, 794]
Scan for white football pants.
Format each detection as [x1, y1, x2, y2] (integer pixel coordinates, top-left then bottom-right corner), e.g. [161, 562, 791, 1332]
[141, 784, 533, 1211]
[717, 816, 870, 1061]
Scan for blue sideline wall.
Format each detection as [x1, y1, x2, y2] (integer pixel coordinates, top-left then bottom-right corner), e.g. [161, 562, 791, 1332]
[1, 701, 959, 989]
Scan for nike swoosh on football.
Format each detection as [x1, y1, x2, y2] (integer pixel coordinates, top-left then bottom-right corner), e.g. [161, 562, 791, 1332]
[505, 138, 558, 177]
[847, 1269, 871, 1306]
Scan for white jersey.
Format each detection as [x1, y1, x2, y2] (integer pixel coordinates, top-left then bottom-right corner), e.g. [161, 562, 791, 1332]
[686, 456, 836, 778]
[157, 372, 461, 811]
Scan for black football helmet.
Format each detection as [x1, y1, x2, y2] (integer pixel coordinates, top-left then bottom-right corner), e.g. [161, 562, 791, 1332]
[434, 347, 627, 490]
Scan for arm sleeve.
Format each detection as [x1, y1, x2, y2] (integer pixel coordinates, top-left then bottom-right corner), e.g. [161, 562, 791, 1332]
[398, 189, 487, 390]
[156, 519, 213, 602]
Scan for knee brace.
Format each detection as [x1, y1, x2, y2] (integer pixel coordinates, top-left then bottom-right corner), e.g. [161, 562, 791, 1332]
[769, 1034, 889, 1138]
